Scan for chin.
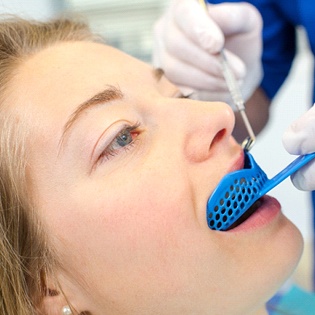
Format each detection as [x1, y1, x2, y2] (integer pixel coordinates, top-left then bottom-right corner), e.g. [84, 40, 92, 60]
[258, 215, 304, 305]
[239, 212, 303, 311]
[277, 215, 304, 276]
[236, 219, 303, 315]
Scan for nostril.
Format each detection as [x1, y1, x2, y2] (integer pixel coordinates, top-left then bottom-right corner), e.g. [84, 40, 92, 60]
[209, 129, 226, 151]
[186, 125, 229, 163]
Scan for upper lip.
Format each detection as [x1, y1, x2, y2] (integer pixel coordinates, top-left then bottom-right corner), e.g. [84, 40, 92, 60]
[227, 149, 245, 174]
[210, 148, 244, 190]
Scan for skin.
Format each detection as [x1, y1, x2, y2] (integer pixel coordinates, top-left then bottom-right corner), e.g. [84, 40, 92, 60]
[7, 41, 302, 315]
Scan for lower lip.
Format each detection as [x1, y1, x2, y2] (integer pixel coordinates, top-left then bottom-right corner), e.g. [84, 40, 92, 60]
[226, 195, 281, 233]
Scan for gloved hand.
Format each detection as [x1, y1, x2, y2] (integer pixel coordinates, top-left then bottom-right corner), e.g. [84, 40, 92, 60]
[153, 0, 263, 104]
[282, 105, 315, 190]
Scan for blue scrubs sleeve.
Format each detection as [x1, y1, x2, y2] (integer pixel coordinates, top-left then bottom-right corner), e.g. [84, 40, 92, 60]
[206, 0, 297, 99]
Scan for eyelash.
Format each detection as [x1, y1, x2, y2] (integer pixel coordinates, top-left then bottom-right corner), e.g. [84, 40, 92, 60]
[96, 93, 189, 165]
[178, 92, 193, 99]
[98, 122, 141, 164]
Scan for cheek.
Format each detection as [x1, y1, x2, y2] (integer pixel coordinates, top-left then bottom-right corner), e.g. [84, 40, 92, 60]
[92, 177, 195, 258]
[45, 173, 216, 303]
[46, 172, 198, 272]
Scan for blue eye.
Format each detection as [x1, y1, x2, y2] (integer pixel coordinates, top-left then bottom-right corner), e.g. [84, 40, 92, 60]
[98, 123, 140, 163]
[116, 129, 133, 147]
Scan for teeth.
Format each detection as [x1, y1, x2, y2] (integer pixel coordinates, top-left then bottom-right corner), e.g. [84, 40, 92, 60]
[227, 199, 262, 230]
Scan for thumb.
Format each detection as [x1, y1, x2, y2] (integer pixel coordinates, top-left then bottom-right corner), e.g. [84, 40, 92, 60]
[282, 105, 315, 155]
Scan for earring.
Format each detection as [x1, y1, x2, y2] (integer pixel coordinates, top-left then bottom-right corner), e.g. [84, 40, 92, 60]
[62, 305, 72, 315]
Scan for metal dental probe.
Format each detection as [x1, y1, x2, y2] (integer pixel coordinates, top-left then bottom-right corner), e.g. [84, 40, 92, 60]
[198, 0, 256, 151]
[219, 50, 256, 151]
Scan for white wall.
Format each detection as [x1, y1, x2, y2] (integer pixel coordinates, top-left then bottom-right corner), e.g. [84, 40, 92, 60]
[0, 0, 64, 19]
[66, 0, 169, 61]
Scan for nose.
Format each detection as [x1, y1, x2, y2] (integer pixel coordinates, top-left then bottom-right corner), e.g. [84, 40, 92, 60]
[182, 100, 235, 163]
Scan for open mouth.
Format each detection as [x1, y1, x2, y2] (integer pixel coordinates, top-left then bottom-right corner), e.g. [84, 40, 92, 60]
[227, 198, 263, 230]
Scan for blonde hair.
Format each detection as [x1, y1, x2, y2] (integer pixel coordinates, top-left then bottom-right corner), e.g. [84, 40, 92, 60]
[0, 16, 102, 315]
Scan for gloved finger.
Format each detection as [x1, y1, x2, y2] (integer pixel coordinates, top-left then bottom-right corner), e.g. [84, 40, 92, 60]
[172, 0, 224, 53]
[154, 18, 247, 88]
[189, 89, 236, 104]
[161, 53, 228, 91]
[290, 162, 315, 191]
[161, 20, 224, 77]
[282, 105, 315, 155]
[207, 2, 262, 35]
[171, 1, 246, 79]
[154, 7, 213, 69]
[220, 49, 246, 79]
[162, 28, 246, 80]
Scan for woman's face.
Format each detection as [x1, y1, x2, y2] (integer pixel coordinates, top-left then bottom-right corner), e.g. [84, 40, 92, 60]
[10, 42, 302, 315]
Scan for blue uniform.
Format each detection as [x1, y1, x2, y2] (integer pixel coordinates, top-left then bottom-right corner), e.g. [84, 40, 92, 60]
[207, 0, 315, 101]
[207, 0, 315, 290]
[267, 284, 315, 314]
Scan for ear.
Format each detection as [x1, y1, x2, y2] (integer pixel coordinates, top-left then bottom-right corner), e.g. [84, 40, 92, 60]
[38, 277, 70, 315]
[39, 271, 92, 315]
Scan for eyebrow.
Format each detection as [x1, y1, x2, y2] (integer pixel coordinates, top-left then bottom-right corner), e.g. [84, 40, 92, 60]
[59, 85, 123, 149]
[59, 69, 163, 151]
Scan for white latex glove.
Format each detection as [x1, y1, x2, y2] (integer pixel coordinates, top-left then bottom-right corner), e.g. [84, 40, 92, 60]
[153, 0, 263, 104]
[282, 105, 315, 190]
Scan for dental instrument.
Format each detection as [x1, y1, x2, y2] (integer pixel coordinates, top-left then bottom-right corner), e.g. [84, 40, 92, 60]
[207, 151, 315, 231]
[198, 0, 256, 151]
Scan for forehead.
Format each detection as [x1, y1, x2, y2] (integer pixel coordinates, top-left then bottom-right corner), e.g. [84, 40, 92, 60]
[14, 41, 153, 106]
[6, 41, 158, 133]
